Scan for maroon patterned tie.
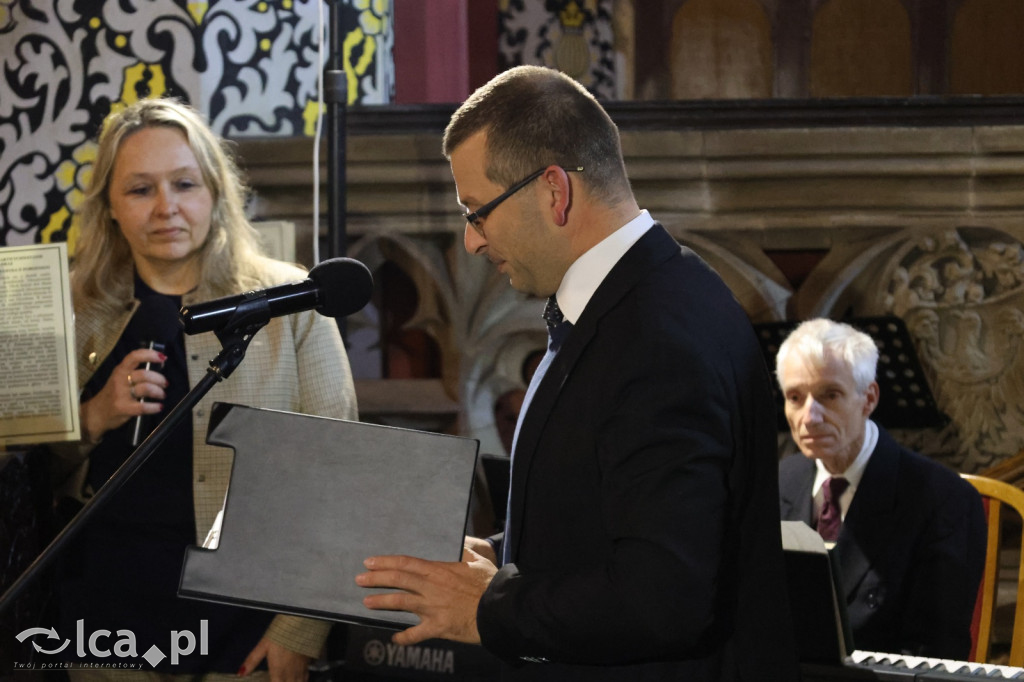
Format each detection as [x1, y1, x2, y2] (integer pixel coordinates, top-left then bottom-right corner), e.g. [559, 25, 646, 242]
[817, 476, 849, 542]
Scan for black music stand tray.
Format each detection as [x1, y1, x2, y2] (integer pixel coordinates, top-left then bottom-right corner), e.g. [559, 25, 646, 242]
[780, 521, 854, 665]
[178, 402, 479, 628]
[755, 316, 948, 431]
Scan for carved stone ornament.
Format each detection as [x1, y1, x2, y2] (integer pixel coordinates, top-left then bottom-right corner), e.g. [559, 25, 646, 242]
[880, 228, 1024, 470]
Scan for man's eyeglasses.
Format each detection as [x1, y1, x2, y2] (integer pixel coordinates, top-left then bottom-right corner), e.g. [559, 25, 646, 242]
[464, 165, 584, 234]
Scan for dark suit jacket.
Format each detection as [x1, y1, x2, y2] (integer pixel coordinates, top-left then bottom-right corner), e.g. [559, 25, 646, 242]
[778, 426, 986, 659]
[478, 225, 799, 681]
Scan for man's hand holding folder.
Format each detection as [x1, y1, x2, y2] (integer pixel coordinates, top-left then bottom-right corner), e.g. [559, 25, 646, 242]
[357, 545, 498, 646]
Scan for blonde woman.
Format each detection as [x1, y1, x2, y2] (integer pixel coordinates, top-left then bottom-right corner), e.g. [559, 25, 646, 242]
[55, 98, 356, 681]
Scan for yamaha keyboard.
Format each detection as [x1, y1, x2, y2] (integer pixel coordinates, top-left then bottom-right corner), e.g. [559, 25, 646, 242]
[779, 522, 1018, 680]
[802, 651, 1024, 680]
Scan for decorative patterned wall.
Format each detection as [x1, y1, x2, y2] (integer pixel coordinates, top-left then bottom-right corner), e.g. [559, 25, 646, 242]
[0, 0, 394, 250]
[499, 0, 617, 99]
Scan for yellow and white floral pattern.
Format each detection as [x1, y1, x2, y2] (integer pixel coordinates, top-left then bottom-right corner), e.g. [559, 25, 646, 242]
[0, 0, 393, 249]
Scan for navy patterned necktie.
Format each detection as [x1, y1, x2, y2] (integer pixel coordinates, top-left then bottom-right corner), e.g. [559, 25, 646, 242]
[817, 476, 849, 542]
[543, 296, 573, 351]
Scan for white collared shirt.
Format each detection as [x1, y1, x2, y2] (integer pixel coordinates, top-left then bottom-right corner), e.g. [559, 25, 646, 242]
[553, 210, 655, 324]
[812, 418, 879, 524]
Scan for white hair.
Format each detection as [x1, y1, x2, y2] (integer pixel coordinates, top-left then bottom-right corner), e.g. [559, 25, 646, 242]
[775, 318, 879, 393]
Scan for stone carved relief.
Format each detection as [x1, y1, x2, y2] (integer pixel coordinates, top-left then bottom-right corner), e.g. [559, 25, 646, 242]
[882, 229, 1024, 470]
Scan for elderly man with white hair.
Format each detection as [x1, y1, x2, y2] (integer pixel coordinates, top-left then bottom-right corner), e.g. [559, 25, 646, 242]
[776, 318, 985, 660]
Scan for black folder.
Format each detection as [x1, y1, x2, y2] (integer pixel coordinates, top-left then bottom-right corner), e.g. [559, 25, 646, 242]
[178, 402, 479, 628]
[781, 520, 855, 665]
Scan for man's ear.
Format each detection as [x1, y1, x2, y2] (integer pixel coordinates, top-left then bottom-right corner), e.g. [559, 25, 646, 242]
[863, 381, 880, 418]
[541, 166, 573, 226]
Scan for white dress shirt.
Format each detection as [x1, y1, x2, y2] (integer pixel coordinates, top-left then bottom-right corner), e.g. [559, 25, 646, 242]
[553, 210, 655, 324]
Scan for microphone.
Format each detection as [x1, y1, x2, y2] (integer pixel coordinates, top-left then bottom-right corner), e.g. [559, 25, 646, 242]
[129, 296, 182, 447]
[179, 257, 373, 335]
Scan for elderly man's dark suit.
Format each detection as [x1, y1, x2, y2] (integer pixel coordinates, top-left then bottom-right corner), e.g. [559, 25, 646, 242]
[778, 426, 985, 659]
[478, 225, 798, 681]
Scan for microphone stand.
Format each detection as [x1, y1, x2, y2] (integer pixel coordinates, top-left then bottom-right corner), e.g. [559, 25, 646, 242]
[325, 0, 347, 261]
[0, 300, 271, 615]
[324, 0, 348, 339]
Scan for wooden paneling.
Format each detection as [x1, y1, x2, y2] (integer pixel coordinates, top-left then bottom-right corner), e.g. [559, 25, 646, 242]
[669, 0, 773, 99]
[951, 0, 1024, 95]
[809, 0, 913, 97]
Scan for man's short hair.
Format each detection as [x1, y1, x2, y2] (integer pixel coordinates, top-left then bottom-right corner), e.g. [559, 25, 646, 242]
[776, 318, 879, 393]
[442, 65, 632, 206]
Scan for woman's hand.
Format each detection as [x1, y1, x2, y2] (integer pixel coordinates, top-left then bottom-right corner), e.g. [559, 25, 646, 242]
[80, 347, 168, 443]
[238, 638, 309, 682]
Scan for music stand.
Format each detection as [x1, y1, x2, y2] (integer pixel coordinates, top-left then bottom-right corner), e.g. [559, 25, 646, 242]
[754, 316, 948, 432]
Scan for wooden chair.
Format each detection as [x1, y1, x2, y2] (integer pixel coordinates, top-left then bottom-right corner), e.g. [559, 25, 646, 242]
[961, 473, 1024, 665]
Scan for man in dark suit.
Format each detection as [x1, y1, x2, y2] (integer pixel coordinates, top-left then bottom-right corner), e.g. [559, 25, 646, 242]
[357, 65, 798, 680]
[776, 318, 986, 659]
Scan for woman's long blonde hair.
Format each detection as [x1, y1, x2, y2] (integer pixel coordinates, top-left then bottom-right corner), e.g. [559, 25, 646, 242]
[71, 98, 267, 313]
